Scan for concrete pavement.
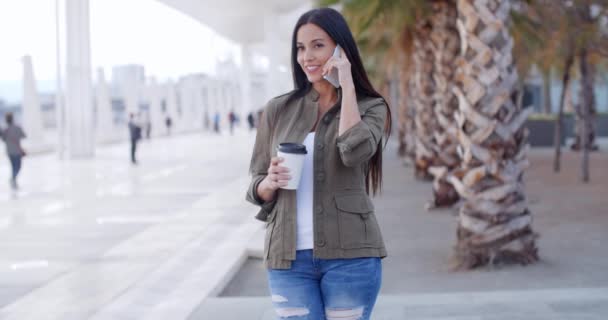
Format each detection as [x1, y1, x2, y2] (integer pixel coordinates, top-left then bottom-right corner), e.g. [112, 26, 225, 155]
[0, 129, 262, 319]
[0, 129, 606, 319]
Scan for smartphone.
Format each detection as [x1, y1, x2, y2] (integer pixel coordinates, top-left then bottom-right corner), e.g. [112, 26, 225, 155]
[323, 45, 341, 88]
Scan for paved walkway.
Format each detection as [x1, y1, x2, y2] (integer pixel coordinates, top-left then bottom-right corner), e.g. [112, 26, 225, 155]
[0, 129, 606, 319]
[0, 129, 262, 319]
[207, 140, 608, 318]
[192, 288, 608, 319]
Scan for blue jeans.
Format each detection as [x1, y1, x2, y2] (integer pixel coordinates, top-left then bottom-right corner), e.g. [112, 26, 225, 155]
[267, 250, 382, 320]
[8, 154, 22, 181]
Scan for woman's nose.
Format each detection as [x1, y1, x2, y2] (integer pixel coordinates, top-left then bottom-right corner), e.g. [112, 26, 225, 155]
[303, 49, 314, 61]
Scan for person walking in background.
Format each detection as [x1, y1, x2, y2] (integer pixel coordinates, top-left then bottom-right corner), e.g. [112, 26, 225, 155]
[246, 8, 391, 320]
[0, 113, 27, 190]
[247, 112, 255, 131]
[165, 115, 172, 136]
[128, 113, 142, 165]
[228, 110, 236, 135]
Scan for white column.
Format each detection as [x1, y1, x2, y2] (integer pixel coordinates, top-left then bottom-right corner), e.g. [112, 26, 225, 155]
[65, 0, 94, 157]
[186, 77, 199, 131]
[165, 81, 179, 131]
[55, 0, 65, 159]
[264, 12, 281, 101]
[211, 80, 218, 115]
[21, 55, 45, 149]
[203, 80, 212, 130]
[220, 82, 227, 114]
[124, 73, 139, 116]
[95, 68, 114, 142]
[147, 77, 164, 137]
[177, 79, 193, 132]
[193, 78, 204, 130]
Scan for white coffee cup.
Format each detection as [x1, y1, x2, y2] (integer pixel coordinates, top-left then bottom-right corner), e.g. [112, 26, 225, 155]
[276, 143, 307, 190]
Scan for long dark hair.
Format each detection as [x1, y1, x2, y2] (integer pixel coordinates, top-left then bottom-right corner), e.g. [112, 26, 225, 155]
[288, 7, 392, 196]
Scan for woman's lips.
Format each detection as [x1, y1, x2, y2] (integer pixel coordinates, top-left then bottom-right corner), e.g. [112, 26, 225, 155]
[305, 65, 321, 73]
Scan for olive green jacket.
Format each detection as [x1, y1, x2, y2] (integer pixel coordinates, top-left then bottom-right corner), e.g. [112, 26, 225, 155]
[246, 88, 388, 269]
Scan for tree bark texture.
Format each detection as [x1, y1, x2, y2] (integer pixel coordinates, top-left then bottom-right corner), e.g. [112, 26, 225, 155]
[398, 61, 416, 163]
[448, 0, 539, 269]
[427, 0, 462, 208]
[412, 19, 437, 180]
[578, 47, 593, 182]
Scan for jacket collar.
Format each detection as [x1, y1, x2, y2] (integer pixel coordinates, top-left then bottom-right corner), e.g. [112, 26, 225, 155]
[304, 86, 342, 113]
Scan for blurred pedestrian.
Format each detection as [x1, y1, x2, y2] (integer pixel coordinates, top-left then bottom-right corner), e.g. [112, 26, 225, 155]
[228, 110, 236, 135]
[0, 112, 27, 190]
[247, 112, 255, 131]
[128, 113, 142, 164]
[165, 115, 172, 136]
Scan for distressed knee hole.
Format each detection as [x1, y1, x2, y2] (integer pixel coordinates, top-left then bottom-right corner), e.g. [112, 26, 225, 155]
[272, 295, 288, 303]
[326, 306, 364, 320]
[275, 307, 310, 318]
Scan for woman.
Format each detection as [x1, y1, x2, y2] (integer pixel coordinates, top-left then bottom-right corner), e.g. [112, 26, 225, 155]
[246, 7, 391, 320]
[1, 113, 26, 190]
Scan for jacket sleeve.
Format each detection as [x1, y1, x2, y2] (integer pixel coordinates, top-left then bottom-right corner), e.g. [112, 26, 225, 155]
[336, 100, 387, 167]
[246, 100, 278, 222]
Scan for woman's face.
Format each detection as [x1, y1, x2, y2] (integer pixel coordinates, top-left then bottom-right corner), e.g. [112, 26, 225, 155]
[296, 23, 336, 84]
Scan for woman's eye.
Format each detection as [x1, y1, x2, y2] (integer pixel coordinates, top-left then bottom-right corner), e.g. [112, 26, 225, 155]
[315, 44, 324, 48]
[297, 46, 304, 51]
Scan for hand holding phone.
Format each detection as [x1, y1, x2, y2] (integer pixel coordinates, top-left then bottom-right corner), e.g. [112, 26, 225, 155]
[323, 45, 341, 88]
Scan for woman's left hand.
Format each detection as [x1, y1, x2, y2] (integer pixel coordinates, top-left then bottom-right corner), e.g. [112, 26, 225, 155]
[322, 47, 354, 89]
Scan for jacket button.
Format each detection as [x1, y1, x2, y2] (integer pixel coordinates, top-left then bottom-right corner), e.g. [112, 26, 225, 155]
[316, 239, 326, 247]
[315, 206, 323, 214]
[323, 115, 331, 123]
[316, 173, 325, 181]
[316, 143, 324, 150]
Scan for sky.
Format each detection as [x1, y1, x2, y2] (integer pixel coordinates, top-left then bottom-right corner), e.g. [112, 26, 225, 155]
[0, 0, 239, 103]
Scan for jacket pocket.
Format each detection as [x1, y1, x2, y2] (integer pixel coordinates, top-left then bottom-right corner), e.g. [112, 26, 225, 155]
[335, 192, 382, 249]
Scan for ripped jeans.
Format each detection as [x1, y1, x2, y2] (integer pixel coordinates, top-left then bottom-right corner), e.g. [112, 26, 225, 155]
[267, 250, 382, 320]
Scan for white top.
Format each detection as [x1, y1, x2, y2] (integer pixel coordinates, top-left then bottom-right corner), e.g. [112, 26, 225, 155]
[296, 132, 315, 250]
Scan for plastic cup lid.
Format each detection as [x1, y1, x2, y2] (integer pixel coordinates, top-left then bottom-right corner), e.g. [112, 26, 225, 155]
[277, 143, 307, 155]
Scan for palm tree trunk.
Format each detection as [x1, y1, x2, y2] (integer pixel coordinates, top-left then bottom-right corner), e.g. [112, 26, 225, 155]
[404, 67, 418, 161]
[398, 57, 416, 163]
[542, 70, 552, 114]
[428, 0, 461, 208]
[571, 4, 598, 155]
[448, 0, 538, 269]
[578, 47, 593, 182]
[412, 19, 437, 180]
[553, 52, 574, 173]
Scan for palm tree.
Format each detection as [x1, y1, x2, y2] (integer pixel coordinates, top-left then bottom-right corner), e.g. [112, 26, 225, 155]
[527, 0, 608, 181]
[426, 0, 461, 207]
[521, 1, 580, 174]
[411, 17, 438, 180]
[447, 0, 538, 269]
[567, 1, 605, 183]
[321, 0, 430, 167]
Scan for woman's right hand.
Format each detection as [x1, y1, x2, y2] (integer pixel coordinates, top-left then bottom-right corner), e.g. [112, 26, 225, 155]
[257, 157, 291, 201]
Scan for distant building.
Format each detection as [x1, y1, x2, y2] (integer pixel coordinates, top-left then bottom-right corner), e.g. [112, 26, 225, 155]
[112, 65, 145, 89]
[39, 93, 56, 127]
[111, 64, 146, 115]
